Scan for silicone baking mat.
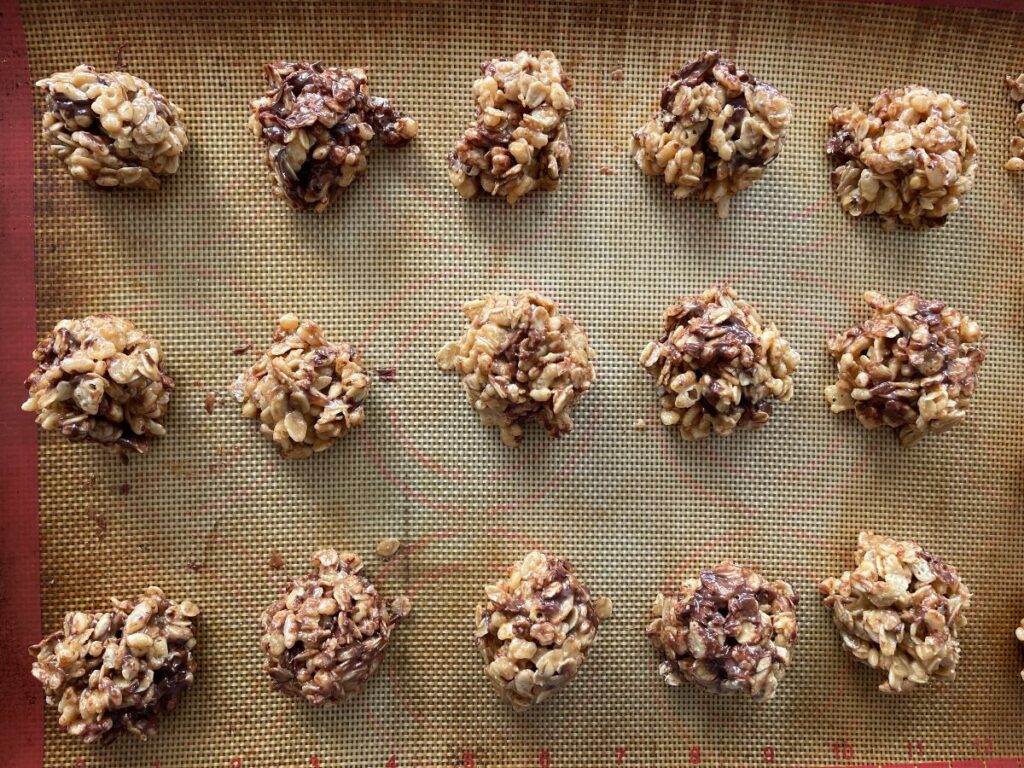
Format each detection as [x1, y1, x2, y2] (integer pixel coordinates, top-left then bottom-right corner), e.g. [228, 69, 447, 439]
[6, 0, 1024, 766]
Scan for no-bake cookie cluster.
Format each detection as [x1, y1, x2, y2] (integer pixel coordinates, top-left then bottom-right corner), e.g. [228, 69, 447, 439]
[259, 549, 409, 706]
[22, 315, 173, 455]
[639, 286, 798, 439]
[37, 65, 188, 189]
[448, 51, 575, 204]
[248, 61, 417, 211]
[436, 292, 596, 447]
[632, 50, 793, 216]
[475, 551, 603, 709]
[1005, 73, 1024, 172]
[647, 561, 798, 701]
[826, 85, 977, 229]
[31, 588, 199, 744]
[825, 291, 985, 446]
[820, 532, 971, 694]
[233, 314, 371, 459]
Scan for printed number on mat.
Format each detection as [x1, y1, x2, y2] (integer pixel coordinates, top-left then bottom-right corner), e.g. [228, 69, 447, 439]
[830, 741, 855, 761]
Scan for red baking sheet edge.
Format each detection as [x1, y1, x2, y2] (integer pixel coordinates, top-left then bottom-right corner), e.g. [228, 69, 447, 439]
[0, 0, 43, 766]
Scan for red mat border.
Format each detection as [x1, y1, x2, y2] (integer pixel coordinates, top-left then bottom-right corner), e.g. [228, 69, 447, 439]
[0, 0, 1018, 766]
[0, 0, 42, 766]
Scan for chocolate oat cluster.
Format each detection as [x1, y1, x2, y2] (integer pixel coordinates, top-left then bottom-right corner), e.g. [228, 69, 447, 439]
[234, 315, 370, 459]
[475, 551, 603, 710]
[448, 50, 575, 204]
[820, 532, 971, 694]
[825, 291, 985, 446]
[631, 50, 793, 216]
[826, 85, 977, 229]
[22, 315, 173, 455]
[1005, 74, 1024, 172]
[647, 561, 799, 701]
[436, 292, 596, 447]
[639, 286, 798, 440]
[249, 61, 417, 211]
[30, 587, 200, 744]
[37, 65, 187, 189]
[259, 549, 408, 706]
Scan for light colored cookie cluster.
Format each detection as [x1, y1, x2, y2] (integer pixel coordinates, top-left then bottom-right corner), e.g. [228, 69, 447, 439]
[632, 50, 792, 216]
[259, 549, 408, 706]
[826, 85, 977, 229]
[448, 50, 575, 204]
[825, 291, 985, 446]
[30, 587, 200, 744]
[437, 292, 596, 446]
[475, 551, 603, 709]
[647, 561, 798, 701]
[820, 531, 971, 694]
[249, 61, 417, 211]
[234, 315, 370, 459]
[640, 286, 797, 440]
[37, 65, 187, 189]
[22, 315, 173, 455]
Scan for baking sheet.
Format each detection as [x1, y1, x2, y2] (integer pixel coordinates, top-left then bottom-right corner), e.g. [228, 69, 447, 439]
[19, 1, 1024, 766]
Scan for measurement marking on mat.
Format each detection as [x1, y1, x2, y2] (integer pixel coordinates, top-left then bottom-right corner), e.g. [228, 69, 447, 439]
[763, 745, 776, 763]
[906, 740, 926, 758]
[974, 737, 996, 755]
[831, 741, 856, 761]
[539, 749, 552, 768]
[689, 746, 701, 764]
[463, 751, 476, 768]
[795, 758, 1022, 768]
[615, 747, 626, 764]
[309, 757, 321, 768]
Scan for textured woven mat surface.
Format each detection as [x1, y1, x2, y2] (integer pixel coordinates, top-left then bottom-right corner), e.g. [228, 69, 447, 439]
[21, 1, 1024, 766]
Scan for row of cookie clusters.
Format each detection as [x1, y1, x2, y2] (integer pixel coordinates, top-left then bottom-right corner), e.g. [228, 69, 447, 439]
[21, 287, 985, 457]
[36, 52, 1024, 227]
[31, 532, 1014, 746]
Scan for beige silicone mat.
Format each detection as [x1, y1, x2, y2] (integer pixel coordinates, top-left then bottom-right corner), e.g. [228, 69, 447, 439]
[22, 1, 1024, 766]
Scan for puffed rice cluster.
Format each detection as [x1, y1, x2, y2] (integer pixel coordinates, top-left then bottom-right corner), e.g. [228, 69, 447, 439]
[448, 50, 575, 204]
[632, 50, 793, 216]
[22, 315, 173, 455]
[825, 291, 985, 446]
[249, 61, 417, 211]
[259, 549, 408, 706]
[234, 315, 371, 459]
[37, 65, 187, 189]
[826, 85, 977, 229]
[475, 551, 602, 710]
[1005, 74, 1024, 172]
[436, 292, 596, 447]
[820, 532, 971, 694]
[647, 561, 799, 701]
[30, 587, 200, 744]
[639, 286, 798, 440]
